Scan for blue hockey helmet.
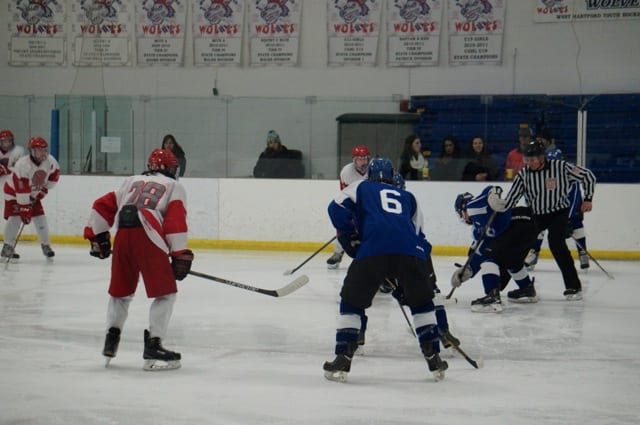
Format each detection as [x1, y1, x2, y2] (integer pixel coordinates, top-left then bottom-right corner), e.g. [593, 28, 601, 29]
[393, 172, 406, 189]
[454, 192, 474, 218]
[367, 158, 394, 183]
[546, 149, 563, 160]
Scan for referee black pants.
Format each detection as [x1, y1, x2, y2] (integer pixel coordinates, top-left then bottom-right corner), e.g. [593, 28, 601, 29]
[534, 209, 581, 291]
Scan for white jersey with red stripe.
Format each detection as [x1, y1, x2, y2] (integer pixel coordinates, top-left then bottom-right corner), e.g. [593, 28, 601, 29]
[84, 172, 188, 255]
[3, 153, 59, 205]
[339, 162, 367, 189]
[0, 145, 26, 190]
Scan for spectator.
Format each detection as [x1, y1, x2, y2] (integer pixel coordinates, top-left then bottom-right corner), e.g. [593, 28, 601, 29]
[399, 134, 429, 180]
[161, 134, 187, 177]
[253, 130, 305, 179]
[461, 136, 499, 181]
[504, 125, 531, 181]
[430, 136, 464, 181]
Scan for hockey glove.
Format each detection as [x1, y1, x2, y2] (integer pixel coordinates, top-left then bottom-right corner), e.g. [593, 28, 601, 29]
[0, 164, 9, 176]
[30, 188, 48, 205]
[487, 186, 507, 212]
[451, 265, 473, 288]
[18, 204, 32, 224]
[171, 249, 194, 281]
[89, 232, 112, 259]
[337, 232, 360, 259]
[391, 285, 407, 305]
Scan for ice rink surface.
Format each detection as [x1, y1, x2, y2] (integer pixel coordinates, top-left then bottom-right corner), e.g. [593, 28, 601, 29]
[1, 243, 639, 425]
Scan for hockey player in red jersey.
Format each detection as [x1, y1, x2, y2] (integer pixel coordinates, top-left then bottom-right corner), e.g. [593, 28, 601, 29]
[326, 144, 371, 269]
[84, 148, 194, 371]
[2, 136, 58, 260]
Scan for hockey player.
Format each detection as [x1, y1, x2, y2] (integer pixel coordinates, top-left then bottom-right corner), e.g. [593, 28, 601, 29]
[324, 158, 447, 382]
[453, 186, 539, 312]
[1, 130, 25, 259]
[2, 137, 58, 260]
[84, 148, 194, 371]
[326, 144, 371, 269]
[525, 149, 590, 270]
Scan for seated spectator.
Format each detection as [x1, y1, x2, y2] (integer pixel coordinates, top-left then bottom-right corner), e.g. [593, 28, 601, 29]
[161, 134, 187, 177]
[399, 134, 429, 180]
[461, 136, 499, 181]
[504, 125, 531, 181]
[253, 130, 305, 179]
[430, 136, 464, 181]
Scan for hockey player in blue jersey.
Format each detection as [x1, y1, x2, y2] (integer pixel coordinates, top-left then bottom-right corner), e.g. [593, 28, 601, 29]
[453, 186, 539, 312]
[323, 158, 448, 382]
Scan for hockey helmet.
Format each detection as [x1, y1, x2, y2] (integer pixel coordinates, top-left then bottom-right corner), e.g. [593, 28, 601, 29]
[0, 130, 14, 150]
[351, 145, 371, 158]
[148, 148, 179, 178]
[523, 140, 545, 157]
[393, 172, 406, 190]
[454, 192, 474, 218]
[367, 158, 394, 183]
[28, 137, 49, 164]
[546, 149, 563, 161]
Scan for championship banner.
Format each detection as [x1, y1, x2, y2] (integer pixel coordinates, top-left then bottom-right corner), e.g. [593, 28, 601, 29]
[248, 0, 302, 66]
[386, 0, 443, 67]
[448, 0, 505, 66]
[327, 0, 381, 66]
[135, 0, 186, 65]
[71, 0, 132, 66]
[192, 0, 245, 66]
[8, 0, 67, 66]
[534, 0, 640, 22]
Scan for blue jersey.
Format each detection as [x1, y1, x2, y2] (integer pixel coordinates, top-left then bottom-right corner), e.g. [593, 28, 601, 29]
[465, 186, 511, 245]
[328, 180, 428, 260]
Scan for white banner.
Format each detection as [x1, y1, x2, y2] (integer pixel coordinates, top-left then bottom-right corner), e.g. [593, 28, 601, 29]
[534, 0, 640, 22]
[448, 0, 505, 66]
[192, 0, 245, 66]
[248, 0, 302, 66]
[135, 0, 186, 66]
[327, 0, 381, 66]
[8, 0, 67, 66]
[71, 0, 132, 66]
[386, 0, 443, 67]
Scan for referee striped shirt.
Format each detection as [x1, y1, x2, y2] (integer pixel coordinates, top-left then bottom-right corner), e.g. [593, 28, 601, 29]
[503, 159, 596, 215]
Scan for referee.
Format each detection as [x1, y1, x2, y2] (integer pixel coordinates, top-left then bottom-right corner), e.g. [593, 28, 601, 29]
[489, 140, 596, 300]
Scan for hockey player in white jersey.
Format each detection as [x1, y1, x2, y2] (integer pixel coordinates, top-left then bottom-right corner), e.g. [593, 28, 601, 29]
[2, 137, 59, 260]
[326, 145, 371, 269]
[324, 158, 447, 382]
[0, 130, 24, 189]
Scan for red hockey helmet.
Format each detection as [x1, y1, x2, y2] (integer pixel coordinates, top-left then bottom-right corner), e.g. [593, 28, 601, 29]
[28, 137, 49, 164]
[148, 148, 179, 178]
[0, 130, 14, 151]
[351, 145, 371, 158]
[0, 130, 14, 140]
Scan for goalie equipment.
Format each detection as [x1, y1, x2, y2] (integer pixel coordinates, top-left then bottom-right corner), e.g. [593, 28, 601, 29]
[147, 148, 179, 179]
[143, 329, 181, 371]
[171, 249, 194, 281]
[89, 232, 112, 259]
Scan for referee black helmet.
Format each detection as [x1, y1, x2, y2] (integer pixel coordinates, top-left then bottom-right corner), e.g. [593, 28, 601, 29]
[523, 140, 545, 157]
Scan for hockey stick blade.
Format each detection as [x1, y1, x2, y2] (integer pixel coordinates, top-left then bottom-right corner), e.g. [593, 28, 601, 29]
[450, 343, 483, 369]
[189, 270, 309, 297]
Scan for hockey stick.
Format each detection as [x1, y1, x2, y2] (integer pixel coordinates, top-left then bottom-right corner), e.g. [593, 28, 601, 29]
[446, 210, 498, 300]
[449, 342, 483, 369]
[189, 270, 309, 297]
[283, 236, 336, 275]
[4, 222, 25, 267]
[384, 278, 416, 337]
[571, 237, 614, 280]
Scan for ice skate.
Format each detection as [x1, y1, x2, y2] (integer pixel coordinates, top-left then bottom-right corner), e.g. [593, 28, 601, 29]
[1, 243, 19, 261]
[524, 249, 538, 271]
[439, 328, 460, 349]
[102, 327, 121, 366]
[323, 354, 352, 382]
[563, 288, 583, 301]
[326, 252, 343, 269]
[507, 280, 539, 303]
[470, 289, 503, 313]
[354, 330, 366, 356]
[579, 251, 590, 269]
[142, 329, 181, 371]
[41, 244, 55, 259]
[421, 342, 448, 381]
